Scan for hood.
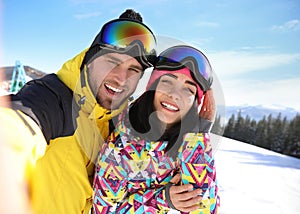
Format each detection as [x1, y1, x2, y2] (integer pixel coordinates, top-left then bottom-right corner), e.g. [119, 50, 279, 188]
[56, 49, 88, 92]
[56, 49, 127, 118]
[56, 49, 127, 170]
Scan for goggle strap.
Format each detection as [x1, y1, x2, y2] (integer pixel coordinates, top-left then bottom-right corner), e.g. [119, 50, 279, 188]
[81, 43, 155, 71]
[156, 61, 210, 91]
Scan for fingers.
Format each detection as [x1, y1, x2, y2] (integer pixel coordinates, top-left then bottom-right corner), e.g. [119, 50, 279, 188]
[176, 196, 203, 212]
[170, 185, 202, 198]
[169, 186, 203, 212]
[203, 89, 215, 111]
[199, 89, 216, 121]
[179, 204, 201, 213]
[169, 173, 181, 185]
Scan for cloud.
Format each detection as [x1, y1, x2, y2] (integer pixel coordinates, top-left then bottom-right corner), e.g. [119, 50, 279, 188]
[205, 50, 300, 110]
[270, 19, 300, 32]
[221, 77, 300, 110]
[207, 51, 300, 79]
[196, 21, 219, 28]
[74, 12, 102, 20]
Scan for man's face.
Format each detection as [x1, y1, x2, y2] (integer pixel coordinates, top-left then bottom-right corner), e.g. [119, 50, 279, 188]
[87, 52, 143, 110]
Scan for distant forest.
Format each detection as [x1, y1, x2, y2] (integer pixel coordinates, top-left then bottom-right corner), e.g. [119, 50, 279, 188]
[211, 112, 300, 159]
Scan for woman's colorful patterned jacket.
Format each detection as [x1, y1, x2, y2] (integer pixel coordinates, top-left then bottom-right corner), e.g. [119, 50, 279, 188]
[93, 110, 220, 214]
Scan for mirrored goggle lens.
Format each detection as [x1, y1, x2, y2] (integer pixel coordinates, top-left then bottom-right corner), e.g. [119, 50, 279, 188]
[99, 19, 156, 55]
[157, 46, 212, 81]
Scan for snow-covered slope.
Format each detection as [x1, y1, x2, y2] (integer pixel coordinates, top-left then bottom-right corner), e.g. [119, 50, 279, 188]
[215, 136, 300, 214]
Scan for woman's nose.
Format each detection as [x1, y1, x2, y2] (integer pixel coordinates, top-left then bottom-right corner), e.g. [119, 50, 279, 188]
[167, 86, 182, 100]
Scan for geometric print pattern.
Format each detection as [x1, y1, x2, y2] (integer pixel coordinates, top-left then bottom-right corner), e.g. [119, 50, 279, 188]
[93, 112, 219, 214]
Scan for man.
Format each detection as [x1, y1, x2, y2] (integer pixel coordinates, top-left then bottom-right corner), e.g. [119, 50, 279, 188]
[0, 9, 215, 213]
[1, 9, 157, 213]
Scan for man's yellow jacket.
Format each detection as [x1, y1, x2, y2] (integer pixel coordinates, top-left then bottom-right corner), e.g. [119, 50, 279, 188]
[0, 50, 126, 213]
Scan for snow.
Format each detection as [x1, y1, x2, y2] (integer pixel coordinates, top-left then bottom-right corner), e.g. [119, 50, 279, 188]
[215, 136, 300, 214]
[259, 104, 288, 110]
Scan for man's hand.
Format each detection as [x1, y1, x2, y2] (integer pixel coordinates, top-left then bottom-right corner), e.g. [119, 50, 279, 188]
[168, 174, 202, 212]
[199, 89, 216, 121]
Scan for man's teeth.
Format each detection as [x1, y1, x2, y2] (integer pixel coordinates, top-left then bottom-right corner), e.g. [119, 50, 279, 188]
[161, 102, 178, 111]
[106, 84, 122, 93]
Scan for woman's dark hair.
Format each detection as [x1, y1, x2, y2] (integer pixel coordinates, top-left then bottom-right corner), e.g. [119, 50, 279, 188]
[126, 77, 200, 157]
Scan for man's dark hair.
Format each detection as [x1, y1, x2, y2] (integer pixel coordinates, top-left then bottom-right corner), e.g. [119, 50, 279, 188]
[119, 9, 143, 22]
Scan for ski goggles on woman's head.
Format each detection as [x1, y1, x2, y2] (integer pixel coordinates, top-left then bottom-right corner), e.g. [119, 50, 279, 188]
[156, 45, 213, 91]
[88, 19, 157, 68]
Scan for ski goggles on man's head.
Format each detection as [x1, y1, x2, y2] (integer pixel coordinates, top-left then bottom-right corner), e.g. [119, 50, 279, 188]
[86, 19, 157, 68]
[156, 45, 213, 91]
[100, 19, 156, 54]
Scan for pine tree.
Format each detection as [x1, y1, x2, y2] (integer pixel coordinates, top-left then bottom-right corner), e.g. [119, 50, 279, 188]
[224, 114, 235, 138]
[234, 111, 245, 142]
[286, 114, 300, 158]
[270, 113, 287, 153]
[223, 111, 299, 159]
[211, 114, 224, 136]
[254, 116, 267, 148]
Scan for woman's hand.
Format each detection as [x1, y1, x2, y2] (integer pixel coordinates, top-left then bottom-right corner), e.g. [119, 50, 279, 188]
[168, 174, 203, 212]
[199, 89, 216, 121]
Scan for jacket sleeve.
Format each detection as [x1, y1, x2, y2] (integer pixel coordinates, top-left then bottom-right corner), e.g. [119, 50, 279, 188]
[178, 133, 220, 213]
[0, 107, 47, 213]
[8, 49, 87, 143]
[123, 185, 170, 213]
[199, 117, 213, 133]
[93, 138, 172, 213]
[93, 140, 129, 214]
[10, 74, 74, 143]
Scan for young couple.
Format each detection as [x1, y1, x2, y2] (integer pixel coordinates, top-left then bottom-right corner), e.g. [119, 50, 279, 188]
[0, 9, 219, 214]
[92, 45, 219, 214]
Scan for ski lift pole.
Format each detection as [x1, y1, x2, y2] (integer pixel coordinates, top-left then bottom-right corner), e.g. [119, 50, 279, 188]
[9, 60, 27, 93]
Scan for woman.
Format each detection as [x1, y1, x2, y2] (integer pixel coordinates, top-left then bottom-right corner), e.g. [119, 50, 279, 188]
[93, 45, 219, 214]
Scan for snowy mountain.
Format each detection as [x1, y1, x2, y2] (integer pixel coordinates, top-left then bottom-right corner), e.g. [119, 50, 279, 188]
[225, 104, 299, 121]
[1, 65, 46, 80]
[0, 65, 46, 95]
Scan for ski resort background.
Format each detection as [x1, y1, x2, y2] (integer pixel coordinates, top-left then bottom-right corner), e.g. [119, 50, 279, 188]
[1, 61, 300, 214]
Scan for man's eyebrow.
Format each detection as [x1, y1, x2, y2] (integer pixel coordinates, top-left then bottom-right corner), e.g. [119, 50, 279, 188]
[106, 54, 142, 70]
[105, 55, 122, 63]
[131, 64, 143, 71]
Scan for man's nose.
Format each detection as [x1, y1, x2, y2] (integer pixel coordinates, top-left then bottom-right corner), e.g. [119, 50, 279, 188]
[113, 65, 128, 83]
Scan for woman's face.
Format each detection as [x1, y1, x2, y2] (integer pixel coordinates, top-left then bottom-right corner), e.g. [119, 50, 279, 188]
[154, 73, 197, 127]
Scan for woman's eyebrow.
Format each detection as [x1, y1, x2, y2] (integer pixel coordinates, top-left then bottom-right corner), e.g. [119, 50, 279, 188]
[164, 73, 196, 87]
[185, 80, 197, 87]
[164, 73, 178, 79]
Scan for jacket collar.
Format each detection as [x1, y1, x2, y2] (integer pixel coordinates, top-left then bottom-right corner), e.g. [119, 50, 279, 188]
[56, 49, 127, 120]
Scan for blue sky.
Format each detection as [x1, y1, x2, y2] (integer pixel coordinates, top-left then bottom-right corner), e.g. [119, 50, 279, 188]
[1, 0, 300, 110]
